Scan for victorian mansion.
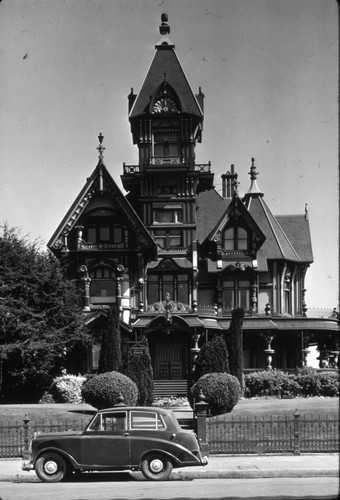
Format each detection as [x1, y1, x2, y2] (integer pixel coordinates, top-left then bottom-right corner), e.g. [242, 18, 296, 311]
[48, 14, 338, 395]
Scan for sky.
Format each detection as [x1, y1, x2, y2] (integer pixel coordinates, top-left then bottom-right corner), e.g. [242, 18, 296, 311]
[0, 0, 338, 310]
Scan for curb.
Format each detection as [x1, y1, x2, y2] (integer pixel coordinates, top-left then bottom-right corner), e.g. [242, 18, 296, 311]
[174, 469, 339, 480]
[0, 469, 338, 482]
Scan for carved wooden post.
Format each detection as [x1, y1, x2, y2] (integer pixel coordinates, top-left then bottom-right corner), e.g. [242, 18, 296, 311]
[194, 391, 209, 457]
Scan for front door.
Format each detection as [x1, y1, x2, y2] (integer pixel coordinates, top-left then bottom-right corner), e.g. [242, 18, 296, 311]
[155, 340, 183, 380]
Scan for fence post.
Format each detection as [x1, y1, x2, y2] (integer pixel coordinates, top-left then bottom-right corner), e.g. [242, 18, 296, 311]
[194, 391, 209, 457]
[293, 410, 300, 455]
[23, 413, 31, 461]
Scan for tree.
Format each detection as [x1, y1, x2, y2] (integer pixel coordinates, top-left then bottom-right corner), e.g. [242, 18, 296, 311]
[225, 307, 244, 389]
[193, 335, 229, 383]
[98, 306, 122, 373]
[124, 336, 154, 405]
[0, 225, 92, 402]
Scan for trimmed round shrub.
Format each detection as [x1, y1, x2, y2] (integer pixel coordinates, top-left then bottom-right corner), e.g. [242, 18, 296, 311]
[81, 371, 138, 409]
[191, 372, 241, 416]
[317, 371, 339, 397]
[244, 370, 300, 398]
[50, 374, 86, 403]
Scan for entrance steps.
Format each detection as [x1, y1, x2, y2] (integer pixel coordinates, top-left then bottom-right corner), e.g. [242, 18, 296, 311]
[153, 379, 188, 398]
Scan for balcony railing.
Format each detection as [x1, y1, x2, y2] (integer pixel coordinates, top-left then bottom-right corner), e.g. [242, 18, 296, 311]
[122, 161, 212, 174]
[150, 156, 183, 165]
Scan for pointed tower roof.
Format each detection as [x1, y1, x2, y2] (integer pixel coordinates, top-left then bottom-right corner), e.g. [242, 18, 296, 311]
[129, 14, 203, 119]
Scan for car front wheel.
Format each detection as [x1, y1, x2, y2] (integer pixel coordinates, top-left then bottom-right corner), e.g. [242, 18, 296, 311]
[35, 452, 68, 483]
[141, 453, 173, 481]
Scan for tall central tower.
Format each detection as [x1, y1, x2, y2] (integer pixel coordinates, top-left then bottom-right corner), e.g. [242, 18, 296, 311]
[121, 14, 213, 263]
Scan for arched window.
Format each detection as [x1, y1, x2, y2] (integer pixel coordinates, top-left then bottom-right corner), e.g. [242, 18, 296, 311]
[223, 227, 248, 251]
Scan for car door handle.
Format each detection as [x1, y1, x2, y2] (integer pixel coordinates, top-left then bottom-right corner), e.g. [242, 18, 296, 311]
[123, 432, 130, 436]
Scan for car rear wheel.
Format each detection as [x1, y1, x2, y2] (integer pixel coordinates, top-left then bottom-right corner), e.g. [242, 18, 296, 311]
[141, 453, 173, 481]
[35, 452, 68, 483]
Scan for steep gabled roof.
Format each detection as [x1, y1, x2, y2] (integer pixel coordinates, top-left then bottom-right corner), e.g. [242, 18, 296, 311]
[276, 214, 313, 263]
[47, 159, 157, 258]
[129, 32, 203, 119]
[196, 189, 230, 243]
[247, 196, 306, 268]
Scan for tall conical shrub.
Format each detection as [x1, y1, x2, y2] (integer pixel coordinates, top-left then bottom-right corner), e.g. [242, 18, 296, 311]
[124, 336, 154, 405]
[225, 307, 244, 389]
[98, 306, 122, 373]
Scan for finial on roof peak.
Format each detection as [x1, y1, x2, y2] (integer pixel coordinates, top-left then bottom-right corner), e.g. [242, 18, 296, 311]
[244, 157, 264, 199]
[160, 13, 170, 35]
[249, 157, 258, 180]
[97, 133, 105, 160]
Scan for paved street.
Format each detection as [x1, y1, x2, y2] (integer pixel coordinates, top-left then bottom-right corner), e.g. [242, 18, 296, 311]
[0, 477, 339, 500]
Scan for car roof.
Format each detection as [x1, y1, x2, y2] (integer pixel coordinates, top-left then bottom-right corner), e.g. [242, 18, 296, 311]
[97, 406, 171, 414]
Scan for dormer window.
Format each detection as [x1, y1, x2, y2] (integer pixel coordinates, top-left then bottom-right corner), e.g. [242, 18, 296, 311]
[224, 226, 248, 251]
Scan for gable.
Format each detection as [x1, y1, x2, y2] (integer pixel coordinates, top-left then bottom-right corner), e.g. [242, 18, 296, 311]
[47, 161, 157, 258]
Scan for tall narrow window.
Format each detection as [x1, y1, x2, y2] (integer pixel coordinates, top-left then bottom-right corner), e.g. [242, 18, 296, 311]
[222, 279, 250, 312]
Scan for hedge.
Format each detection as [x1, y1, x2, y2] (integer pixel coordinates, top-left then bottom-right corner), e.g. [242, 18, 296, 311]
[244, 369, 339, 398]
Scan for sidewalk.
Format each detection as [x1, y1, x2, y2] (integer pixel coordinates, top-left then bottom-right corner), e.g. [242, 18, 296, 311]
[0, 454, 338, 482]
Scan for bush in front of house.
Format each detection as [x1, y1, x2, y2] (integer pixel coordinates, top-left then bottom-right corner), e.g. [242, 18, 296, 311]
[296, 370, 339, 397]
[50, 374, 87, 403]
[244, 369, 339, 398]
[244, 370, 300, 399]
[123, 337, 154, 406]
[81, 371, 138, 409]
[190, 372, 241, 416]
[193, 336, 229, 383]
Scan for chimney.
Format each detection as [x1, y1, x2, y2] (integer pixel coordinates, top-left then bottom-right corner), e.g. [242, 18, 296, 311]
[221, 165, 238, 198]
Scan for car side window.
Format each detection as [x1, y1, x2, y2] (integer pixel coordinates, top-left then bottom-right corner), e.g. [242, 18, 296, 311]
[87, 412, 127, 431]
[102, 412, 127, 431]
[130, 411, 166, 430]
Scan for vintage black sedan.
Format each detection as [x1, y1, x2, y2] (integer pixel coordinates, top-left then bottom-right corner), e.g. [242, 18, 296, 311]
[22, 406, 208, 482]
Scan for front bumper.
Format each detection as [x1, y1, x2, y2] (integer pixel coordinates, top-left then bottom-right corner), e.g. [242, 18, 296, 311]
[22, 460, 34, 471]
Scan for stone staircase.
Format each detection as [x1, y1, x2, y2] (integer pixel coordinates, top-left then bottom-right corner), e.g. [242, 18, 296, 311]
[153, 379, 188, 398]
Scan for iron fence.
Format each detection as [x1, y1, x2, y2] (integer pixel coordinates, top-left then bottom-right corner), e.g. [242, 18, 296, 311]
[207, 413, 339, 454]
[0, 418, 89, 459]
[0, 412, 338, 458]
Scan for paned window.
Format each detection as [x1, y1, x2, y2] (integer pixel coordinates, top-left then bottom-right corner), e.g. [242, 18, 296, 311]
[223, 227, 248, 251]
[222, 279, 250, 311]
[154, 229, 182, 248]
[89, 267, 115, 301]
[86, 223, 123, 244]
[147, 273, 189, 304]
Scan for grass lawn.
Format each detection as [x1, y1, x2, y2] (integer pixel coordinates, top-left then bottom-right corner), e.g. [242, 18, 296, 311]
[0, 403, 96, 426]
[0, 397, 338, 425]
[228, 396, 339, 416]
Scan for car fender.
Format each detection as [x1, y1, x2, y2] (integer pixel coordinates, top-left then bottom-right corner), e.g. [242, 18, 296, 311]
[138, 448, 181, 467]
[33, 446, 79, 469]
